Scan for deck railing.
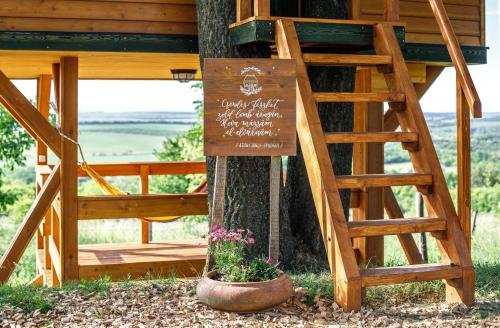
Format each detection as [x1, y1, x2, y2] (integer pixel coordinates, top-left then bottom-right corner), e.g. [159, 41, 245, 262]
[36, 161, 208, 244]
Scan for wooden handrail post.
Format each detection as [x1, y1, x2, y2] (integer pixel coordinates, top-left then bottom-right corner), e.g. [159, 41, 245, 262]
[140, 165, 151, 244]
[384, 0, 400, 22]
[457, 77, 471, 251]
[59, 57, 79, 282]
[236, 0, 252, 22]
[428, 0, 481, 118]
[254, 0, 271, 17]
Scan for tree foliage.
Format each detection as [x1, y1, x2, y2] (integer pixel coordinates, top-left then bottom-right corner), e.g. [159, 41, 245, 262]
[0, 105, 33, 211]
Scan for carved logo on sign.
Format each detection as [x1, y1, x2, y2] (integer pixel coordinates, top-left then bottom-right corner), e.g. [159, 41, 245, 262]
[204, 59, 297, 157]
[240, 66, 263, 96]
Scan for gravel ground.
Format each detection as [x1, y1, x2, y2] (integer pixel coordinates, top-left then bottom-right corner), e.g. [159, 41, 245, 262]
[1, 281, 498, 327]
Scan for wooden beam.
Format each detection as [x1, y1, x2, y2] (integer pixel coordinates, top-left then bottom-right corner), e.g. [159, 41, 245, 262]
[314, 92, 405, 103]
[140, 165, 151, 244]
[348, 218, 446, 238]
[77, 161, 206, 177]
[36, 75, 52, 165]
[0, 165, 60, 284]
[236, 0, 252, 22]
[78, 193, 208, 220]
[457, 75, 471, 251]
[325, 132, 417, 144]
[303, 54, 392, 66]
[59, 57, 79, 282]
[384, 0, 399, 22]
[336, 173, 432, 190]
[254, 0, 271, 16]
[0, 70, 61, 157]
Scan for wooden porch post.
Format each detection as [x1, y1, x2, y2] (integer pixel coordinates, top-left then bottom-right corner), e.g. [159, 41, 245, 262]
[457, 76, 471, 251]
[140, 165, 151, 243]
[36, 75, 52, 282]
[353, 68, 384, 266]
[59, 57, 79, 282]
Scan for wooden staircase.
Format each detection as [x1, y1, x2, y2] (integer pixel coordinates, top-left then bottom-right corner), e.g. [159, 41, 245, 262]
[275, 19, 474, 311]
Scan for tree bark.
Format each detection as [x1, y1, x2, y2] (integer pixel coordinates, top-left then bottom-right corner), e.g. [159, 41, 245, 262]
[197, 0, 295, 262]
[284, 0, 355, 270]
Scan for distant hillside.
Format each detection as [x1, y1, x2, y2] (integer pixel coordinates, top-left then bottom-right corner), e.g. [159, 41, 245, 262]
[79, 111, 198, 125]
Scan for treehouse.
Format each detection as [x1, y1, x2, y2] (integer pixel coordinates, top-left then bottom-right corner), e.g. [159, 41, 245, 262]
[0, 0, 486, 312]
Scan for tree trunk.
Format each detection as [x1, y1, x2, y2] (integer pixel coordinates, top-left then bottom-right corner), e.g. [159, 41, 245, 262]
[284, 0, 355, 270]
[197, 0, 295, 262]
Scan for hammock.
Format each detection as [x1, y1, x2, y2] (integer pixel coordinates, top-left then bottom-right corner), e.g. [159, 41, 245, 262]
[80, 162, 208, 223]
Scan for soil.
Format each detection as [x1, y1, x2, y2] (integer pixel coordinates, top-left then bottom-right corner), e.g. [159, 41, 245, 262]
[1, 281, 498, 327]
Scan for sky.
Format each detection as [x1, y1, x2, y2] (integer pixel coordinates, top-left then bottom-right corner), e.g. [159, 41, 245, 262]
[13, 1, 499, 114]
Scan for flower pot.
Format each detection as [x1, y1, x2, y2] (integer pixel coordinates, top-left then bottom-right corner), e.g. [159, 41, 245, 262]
[196, 270, 293, 312]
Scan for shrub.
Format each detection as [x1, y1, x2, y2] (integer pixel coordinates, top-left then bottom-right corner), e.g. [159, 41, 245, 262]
[209, 226, 279, 282]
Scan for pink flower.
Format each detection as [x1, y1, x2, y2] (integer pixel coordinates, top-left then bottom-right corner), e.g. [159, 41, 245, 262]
[266, 257, 273, 265]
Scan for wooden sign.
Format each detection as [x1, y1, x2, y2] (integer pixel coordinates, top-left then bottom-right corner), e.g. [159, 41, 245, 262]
[204, 58, 296, 156]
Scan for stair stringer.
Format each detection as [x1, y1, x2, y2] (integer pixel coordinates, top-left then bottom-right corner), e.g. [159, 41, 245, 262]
[275, 19, 362, 311]
[373, 23, 474, 305]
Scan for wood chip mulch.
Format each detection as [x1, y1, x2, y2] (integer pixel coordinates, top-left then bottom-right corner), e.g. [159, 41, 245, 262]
[1, 281, 498, 327]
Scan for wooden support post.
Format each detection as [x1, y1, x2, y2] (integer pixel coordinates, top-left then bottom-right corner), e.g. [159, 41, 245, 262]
[457, 77, 471, 251]
[140, 165, 151, 244]
[0, 165, 60, 284]
[50, 200, 61, 287]
[269, 156, 281, 261]
[384, 0, 400, 22]
[59, 57, 79, 282]
[236, 0, 252, 22]
[254, 0, 271, 16]
[205, 156, 227, 271]
[353, 69, 384, 267]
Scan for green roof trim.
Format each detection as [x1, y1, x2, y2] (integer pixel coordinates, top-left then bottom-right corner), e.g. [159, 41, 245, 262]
[402, 43, 487, 65]
[0, 31, 198, 53]
[229, 20, 405, 47]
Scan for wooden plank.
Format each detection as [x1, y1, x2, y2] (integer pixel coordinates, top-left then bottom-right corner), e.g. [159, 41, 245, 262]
[254, 0, 271, 16]
[361, 264, 462, 287]
[276, 19, 361, 311]
[325, 132, 418, 144]
[59, 57, 79, 282]
[303, 54, 392, 66]
[0, 70, 61, 158]
[348, 218, 447, 237]
[384, 187, 424, 264]
[140, 165, 151, 244]
[336, 173, 432, 189]
[314, 92, 405, 103]
[230, 16, 406, 28]
[457, 75, 471, 251]
[30, 273, 43, 286]
[0, 0, 197, 23]
[384, 0, 400, 21]
[0, 18, 197, 36]
[237, 0, 252, 22]
[48, 236, 62, 283]
[428, 0, 481, 117]
[78, 193, 209, 220]
[77, 161, 206, 177]
[374, 23, 474, 305]
[36, 75, 52, 165]
[269, 156, 281, 261]
[0, 165, 60, 284]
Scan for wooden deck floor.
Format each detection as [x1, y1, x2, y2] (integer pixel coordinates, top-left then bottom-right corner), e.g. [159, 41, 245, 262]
[78, 240, 207, 281]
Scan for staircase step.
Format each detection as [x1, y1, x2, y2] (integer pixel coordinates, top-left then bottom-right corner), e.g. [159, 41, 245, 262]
[325, 132, 418, 144]
[336, 173, 432, 190]
[314, 92, 405, 103]
[348, 218, 446, 238]
[303, 54, 392, 66]
[361, 264, 462, 287]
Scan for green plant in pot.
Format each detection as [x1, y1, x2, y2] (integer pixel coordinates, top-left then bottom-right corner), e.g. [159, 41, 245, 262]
[196, 225, 293, 312]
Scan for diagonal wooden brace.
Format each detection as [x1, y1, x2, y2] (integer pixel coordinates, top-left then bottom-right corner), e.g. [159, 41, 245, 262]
[0, 70, 62, 158]
[0, 164, 61, 284]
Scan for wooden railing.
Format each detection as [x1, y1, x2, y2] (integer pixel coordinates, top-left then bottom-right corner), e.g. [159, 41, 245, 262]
[37, 161, 208, 244]
[236, 0, 270, 22]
